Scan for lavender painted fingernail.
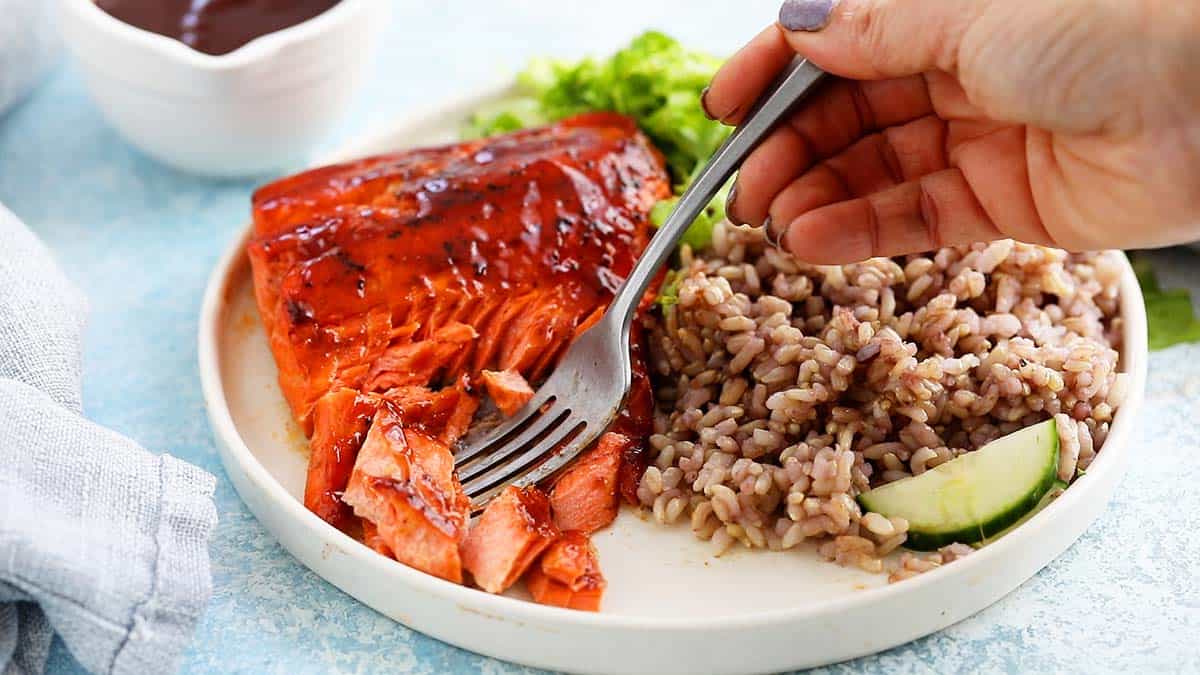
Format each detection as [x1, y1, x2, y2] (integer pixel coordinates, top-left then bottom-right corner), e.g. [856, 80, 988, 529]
[779, 0, 835, 31]
[700, 86, 715, 120]
[763, 216, 788, 252]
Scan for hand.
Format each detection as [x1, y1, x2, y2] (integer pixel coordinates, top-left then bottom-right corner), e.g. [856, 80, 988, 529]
[705, 0, 1200, 263]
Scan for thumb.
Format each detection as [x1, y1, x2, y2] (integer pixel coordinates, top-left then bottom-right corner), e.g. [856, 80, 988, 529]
[780, 0, 1148, 135]
[777, 0, 984, 79]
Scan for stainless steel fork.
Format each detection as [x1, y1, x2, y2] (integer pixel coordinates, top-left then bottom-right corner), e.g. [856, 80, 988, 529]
[454, 58, 828, 509]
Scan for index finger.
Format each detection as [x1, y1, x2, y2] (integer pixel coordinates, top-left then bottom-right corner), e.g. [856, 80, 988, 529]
[703, 25, 795, 124]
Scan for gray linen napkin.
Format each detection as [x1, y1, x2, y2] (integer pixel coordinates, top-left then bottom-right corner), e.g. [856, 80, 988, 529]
[0, 203, 217, 674]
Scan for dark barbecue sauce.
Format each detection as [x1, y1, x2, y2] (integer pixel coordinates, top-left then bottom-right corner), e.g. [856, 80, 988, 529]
[95, 0, 342, 56]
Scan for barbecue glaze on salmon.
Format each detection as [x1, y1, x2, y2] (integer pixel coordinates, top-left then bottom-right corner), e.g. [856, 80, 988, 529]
[248, 113, 671, 608]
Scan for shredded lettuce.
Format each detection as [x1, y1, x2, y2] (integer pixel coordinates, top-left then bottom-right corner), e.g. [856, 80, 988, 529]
[655, 268, 683, 309]
[649, 179, 731, 252]
[649, 182, 729, 308]
[1131, 254, 1200, 350]
[462, 31, 731, 252]
[461, 97, 547, 138]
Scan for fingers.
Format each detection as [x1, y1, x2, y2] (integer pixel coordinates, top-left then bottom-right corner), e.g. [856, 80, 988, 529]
[760, 118, 1057, 262]
[763, 115, 951, 242]
[781, 169, 1005, 264]
[709, 0, 1087, 263]
[951, 124, 1055, 247]
[785, 77, 933, 158]
[777, 0, 986, 80]
[703, 25, 794, 124]
[729, 125, 815, 228]
[823, 115, 951, 195]
[728, 77, 933, 226]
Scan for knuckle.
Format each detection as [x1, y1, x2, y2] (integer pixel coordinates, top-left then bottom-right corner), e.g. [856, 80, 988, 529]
[848, 1, 880, 48]
[850, 0, 891, 71]
[875, 131, 906, 183]
[916, 176, 943, 248]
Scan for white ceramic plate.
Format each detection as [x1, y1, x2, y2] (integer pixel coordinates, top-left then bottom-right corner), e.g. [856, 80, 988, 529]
[199, 85, 1150, 675]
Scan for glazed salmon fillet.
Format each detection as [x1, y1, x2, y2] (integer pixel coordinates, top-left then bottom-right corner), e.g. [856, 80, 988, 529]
[248, 112, 669, 429]
[247, 113, 670, 597]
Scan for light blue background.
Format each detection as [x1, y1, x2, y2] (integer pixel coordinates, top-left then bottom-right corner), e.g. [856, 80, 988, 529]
[2, 2, 1198, 673]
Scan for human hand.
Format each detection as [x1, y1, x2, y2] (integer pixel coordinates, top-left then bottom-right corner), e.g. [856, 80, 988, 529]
[705, 0, 1200, 263]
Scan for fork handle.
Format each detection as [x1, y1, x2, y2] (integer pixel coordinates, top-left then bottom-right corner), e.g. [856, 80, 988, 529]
[608, 57, 827, 329]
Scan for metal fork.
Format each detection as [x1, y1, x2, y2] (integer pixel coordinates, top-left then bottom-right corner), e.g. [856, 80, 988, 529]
[455, 58, 827, 509]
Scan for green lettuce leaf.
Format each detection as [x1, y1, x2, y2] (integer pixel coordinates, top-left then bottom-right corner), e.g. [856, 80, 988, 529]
[1131, 255, 1159, 293]
[649, 179, 731, 251]
[1131, 253, 1200, 350]
[463, 31, 730, 252]
[655, 268, 683, 309]
[462, 97, 546, 139]
[1146, 288, 1200, 350]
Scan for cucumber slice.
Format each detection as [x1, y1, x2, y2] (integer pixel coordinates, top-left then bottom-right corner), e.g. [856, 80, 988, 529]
[973, 479, 1068, 548]
[857, 419, 1060, 551]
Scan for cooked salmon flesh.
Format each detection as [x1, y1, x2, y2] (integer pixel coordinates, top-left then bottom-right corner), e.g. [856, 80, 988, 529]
[247, 113, 671, 608]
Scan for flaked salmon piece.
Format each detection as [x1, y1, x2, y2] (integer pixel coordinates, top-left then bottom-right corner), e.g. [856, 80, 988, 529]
[440, 375, 479, 447]
[305, 382, 479, 530]
[470, 295, 528, 376]
[539, 531, 605, 589]
[364, 322, 478, 392]
[305, 388, 381, 530]
[361, 520, 393, 557]
[496, 288, 580, 380]
[378, 384, 455, 421]
[479, 369, 535, 417]
[342, 403, 470, 583]
[379, 377, 477, 443]
[525, 532, 605, 612]
[460, 486, 558, 594]
[549, 432, 628, 534]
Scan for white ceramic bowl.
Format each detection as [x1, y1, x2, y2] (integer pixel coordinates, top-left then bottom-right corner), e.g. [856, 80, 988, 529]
[57, 0, 386, 177]
[0, 0, 60, 117]
[198, 86, 1150, 674]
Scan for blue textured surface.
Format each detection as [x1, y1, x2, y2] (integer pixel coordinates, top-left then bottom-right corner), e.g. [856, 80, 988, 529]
[2, 2, 1198, 673]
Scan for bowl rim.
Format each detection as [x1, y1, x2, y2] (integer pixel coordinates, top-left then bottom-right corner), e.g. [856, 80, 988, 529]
[197, 84, 1150, 632]
[61, 0, 372, 72]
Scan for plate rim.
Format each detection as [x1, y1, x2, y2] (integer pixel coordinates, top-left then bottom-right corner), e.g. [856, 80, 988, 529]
[198, 82, 1150, 633]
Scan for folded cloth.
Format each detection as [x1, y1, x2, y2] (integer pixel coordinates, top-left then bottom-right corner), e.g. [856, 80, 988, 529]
[0, 203, 217, 674]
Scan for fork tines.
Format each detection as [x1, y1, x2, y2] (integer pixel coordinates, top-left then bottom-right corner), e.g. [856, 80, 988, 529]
[454, 394, 594, 510]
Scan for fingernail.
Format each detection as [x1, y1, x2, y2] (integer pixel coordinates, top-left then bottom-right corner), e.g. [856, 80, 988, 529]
[700, 86, 716, 120]
[764, 216, 788, 252]
[779, 0, 836, 31]
[725, 184, 739, 223]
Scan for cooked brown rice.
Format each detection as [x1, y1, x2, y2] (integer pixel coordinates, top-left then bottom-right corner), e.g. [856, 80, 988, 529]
[638, 222, 1127, 579]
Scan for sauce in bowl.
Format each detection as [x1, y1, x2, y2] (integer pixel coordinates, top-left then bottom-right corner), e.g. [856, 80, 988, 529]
[94, 0, 342, 56]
